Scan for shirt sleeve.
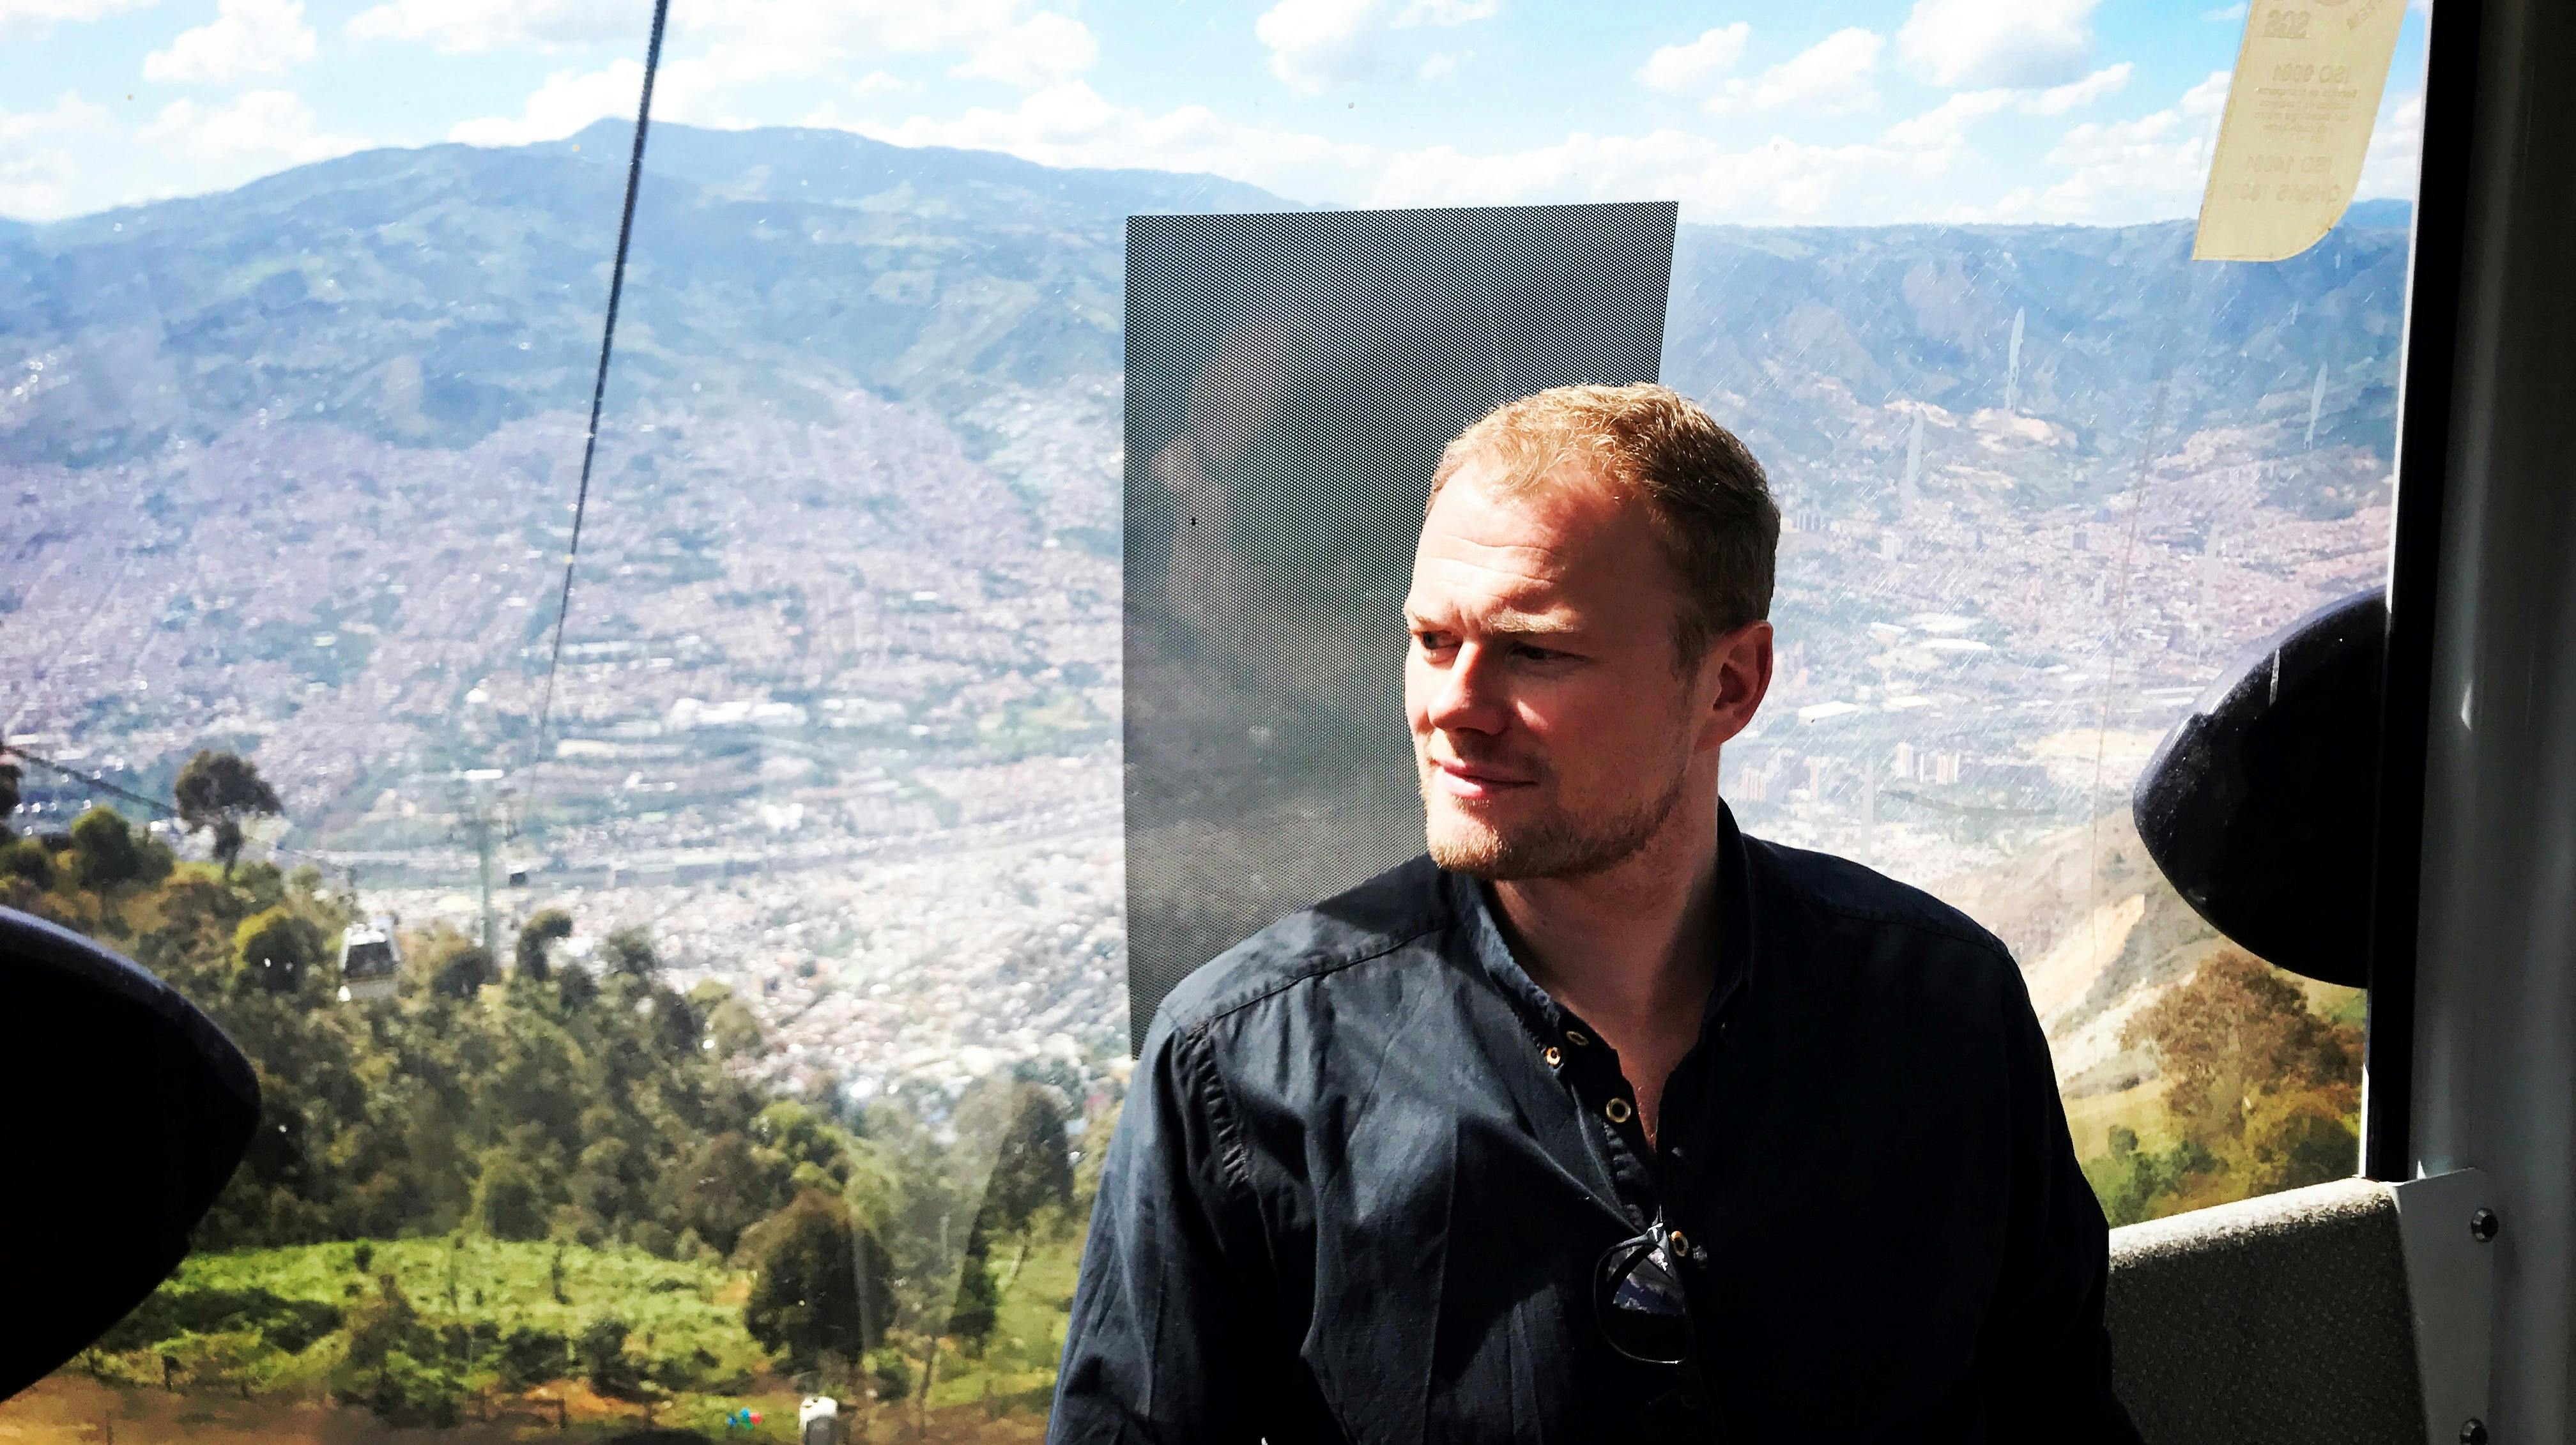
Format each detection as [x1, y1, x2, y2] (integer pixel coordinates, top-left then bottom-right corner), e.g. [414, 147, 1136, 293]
[1047, 1011, 1275, 1445]
[1977, 968, 2146, 1445]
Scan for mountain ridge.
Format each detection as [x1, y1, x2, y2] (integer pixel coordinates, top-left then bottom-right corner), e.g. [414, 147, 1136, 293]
[2, 122, 2412, 499]
[540, 118, 1291, 222]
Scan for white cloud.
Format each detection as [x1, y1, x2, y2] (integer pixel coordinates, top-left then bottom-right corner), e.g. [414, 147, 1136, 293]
[952, 11, 1096, 90]
[1254, 0, 1494, 93]
[346, 0, 633, 52]
[2358, 91, 2424, 199]
[839, 79, 1959, 224]
[858, 81, 1350, 185]
[0, 0, 153, 35]
[2203, 3, 2247, 20]
[1368, 130, 1954, 219]
[1257, 0, 1384, 93]
[2030, 62, 2131, 114]
[1417, 50, 1462, 81]
[1882, 63, 2130, 148]
[144, 0, 316, 82]
[1897, 0, 2097, 88]
[1881, 89, 2014, 148]
[0, 92, 111, 143]
[2030, 70, 2230, 220]
[595, 0, 1035, 123]
[1705, 28, 1882, 117]
[0, 93, 114, 217]
[449, 59, 642, 146]
[2180, 70, 2232, 117]
[353, 0, 1027, 60]
[673, 0, 1026, 57]
[1402, 0, 1496, 20]
[137, 88, 365, 167]
[796, 72, 913, 126]
[1637, 23, 1749, 95]
[452, 33, 939, 144]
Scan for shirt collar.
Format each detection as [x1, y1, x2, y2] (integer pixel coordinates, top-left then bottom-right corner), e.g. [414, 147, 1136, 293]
[1443, 801, 1756, 1047]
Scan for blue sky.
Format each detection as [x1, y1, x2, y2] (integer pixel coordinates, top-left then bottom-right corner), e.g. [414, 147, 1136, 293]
[1, 0, 2428, 225]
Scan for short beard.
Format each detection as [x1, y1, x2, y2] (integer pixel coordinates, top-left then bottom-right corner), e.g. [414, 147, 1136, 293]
[1424, 768, 1690, 882]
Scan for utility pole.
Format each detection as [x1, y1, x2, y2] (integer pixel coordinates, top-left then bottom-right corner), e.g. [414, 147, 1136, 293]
[450, 772, 514, 960]
[473, 809, 497, 959]
[1864, 754, 1879, 860]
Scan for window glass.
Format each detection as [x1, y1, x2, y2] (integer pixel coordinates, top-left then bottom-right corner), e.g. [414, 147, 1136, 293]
[1, 0, 2425, 1436]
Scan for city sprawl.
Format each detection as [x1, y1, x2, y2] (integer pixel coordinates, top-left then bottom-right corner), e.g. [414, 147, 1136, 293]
[0, 124, 2409, 1113]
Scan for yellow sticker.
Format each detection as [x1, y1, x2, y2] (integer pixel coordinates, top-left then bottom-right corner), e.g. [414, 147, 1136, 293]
[2193, 0, 2409, 261]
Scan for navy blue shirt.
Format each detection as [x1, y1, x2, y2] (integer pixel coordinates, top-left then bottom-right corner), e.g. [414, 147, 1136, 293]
[1052, 807, 2138, 1442]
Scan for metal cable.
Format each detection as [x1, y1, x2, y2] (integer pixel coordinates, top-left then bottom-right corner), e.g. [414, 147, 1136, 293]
[530, 0, 674, 769]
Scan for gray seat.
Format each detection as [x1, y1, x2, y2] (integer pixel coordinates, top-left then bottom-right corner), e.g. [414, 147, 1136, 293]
[2106, 1172, 2496, 1445]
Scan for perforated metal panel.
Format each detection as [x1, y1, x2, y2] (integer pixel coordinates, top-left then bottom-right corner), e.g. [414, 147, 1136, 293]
[1123, 203, 1678, 1050]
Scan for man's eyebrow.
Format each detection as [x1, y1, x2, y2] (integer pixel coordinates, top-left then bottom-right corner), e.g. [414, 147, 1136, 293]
[1402, 606, 1584, 638]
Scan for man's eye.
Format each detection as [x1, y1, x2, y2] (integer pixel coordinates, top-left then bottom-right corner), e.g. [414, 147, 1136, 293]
[1513, 643, 1564, 662]
[1413, 632, 1455, 652]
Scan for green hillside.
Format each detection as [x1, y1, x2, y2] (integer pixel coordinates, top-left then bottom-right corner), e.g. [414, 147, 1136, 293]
[0, 767, 1104, 1442]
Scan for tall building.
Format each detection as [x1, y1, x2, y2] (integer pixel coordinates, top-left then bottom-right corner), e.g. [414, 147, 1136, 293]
[2005, 306, 2025, 414]
[1899, 408, 1923, 516]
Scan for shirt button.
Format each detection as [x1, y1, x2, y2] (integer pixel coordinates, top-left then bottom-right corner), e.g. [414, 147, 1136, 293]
[1604, 1097, 1633, 1124]
[1566, 1029, 1592, 1047]
[1542, 1046, 1563, 1068]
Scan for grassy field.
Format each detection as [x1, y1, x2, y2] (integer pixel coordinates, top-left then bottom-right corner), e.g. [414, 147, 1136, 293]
[2062, 1077, 2174, 1159]
[1, 1231, 1091, 1445]
[919, 1230, 1083, 1416]
[176, 1237, 765, 1380]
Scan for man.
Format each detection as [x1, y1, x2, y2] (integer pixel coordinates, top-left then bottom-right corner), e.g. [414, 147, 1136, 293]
[1051, 385, 2138, 1442]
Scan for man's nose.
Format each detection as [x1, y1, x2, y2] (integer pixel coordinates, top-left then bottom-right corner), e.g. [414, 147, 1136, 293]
[1425, 642, 1508, 735]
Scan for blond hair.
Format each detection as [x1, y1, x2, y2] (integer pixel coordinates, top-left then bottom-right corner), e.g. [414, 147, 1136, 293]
[1430, 383, 1780, 662]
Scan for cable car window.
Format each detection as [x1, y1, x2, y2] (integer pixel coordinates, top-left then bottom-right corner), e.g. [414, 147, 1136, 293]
[0, 0, 2427, 1436]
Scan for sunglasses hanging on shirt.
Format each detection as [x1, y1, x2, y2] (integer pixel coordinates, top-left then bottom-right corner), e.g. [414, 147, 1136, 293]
[1595, 1214, 1694, 1365]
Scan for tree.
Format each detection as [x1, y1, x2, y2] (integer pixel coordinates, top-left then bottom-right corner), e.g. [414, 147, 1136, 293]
[1, 836, 54, 887]
[167, 1329, 284, 1399]
[599, 926, 661, 981]
[947, 1242, 1000, 1356]
[571, 1135, 643, 1229]
[742, 1189, 888, 1372]
[981, 1085, 1076, 1238]
[555, 960, 599, 1013]
[0, 759, 19, 836]
[495, 1326, 568, 1390]
[972, 1083, 1077, 1292]
[649, 988, 700, 1057]
[661, 1131, 789, 1257]
[866, 1108, 989, 1437]
[232, 906, 323, 994]
[426, 940, 496, 999]
[868, 1347, 913, 1405]
[696, 984, 765, 1057]
[2104, 949, 2365, 1219]
[514, 908, 573, 981]
[174, 749, 282, 877]
[576, 1316, 640, 1397]
[2127, 950, 2358, 1152]
[471, 1149, 551, 1241]
[70, 805, 146, 888]
[342, 1273, 420, 1390]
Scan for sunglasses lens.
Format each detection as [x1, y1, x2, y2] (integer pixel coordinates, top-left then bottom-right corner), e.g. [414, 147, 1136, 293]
[1597, 1236, 1692, 1365]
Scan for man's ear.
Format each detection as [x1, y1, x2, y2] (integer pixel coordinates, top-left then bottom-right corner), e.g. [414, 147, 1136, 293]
[1698, 620, 1774, 753]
